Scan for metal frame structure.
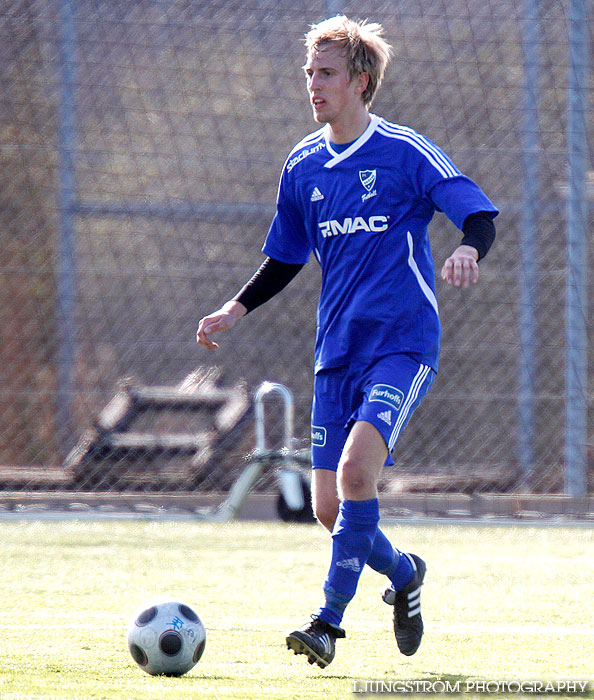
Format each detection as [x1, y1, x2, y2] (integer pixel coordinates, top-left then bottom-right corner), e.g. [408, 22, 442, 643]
[195, 382, 311, 523]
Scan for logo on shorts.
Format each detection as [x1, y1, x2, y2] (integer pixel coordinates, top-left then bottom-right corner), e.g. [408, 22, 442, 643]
[369, 384, 404, 411]
[377, 410, 392, 426]
[311, 425, 327, 447]
[336, 557, 361, 572]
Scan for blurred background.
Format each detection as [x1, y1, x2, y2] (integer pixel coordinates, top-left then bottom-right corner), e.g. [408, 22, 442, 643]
[0, 0, 592, 513]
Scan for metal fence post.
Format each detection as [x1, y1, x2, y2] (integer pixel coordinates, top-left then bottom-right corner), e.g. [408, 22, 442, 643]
[57, 0, 76, 458]
[519, 0, 541, 490]
[565, 0, 589, 496]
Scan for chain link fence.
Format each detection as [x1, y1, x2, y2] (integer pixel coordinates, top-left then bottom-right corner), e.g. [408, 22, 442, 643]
[1, 0, 592, 518]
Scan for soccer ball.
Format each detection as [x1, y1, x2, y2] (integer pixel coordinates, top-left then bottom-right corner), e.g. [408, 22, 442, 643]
[127, 599, 206, 676]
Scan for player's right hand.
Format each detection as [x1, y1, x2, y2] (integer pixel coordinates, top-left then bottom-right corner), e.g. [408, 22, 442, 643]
[196, 301, 247, 350]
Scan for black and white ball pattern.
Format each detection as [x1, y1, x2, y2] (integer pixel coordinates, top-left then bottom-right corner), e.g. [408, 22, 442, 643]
[127, 600, 206, 676]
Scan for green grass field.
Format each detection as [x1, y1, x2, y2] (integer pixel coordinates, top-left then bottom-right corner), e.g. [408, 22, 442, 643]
[0, 520, 592, 700]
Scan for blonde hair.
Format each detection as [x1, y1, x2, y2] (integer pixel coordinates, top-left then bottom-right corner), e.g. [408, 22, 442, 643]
[305, 16, 393, 106]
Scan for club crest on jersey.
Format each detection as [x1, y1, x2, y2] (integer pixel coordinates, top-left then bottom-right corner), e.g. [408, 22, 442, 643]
[359, 169, 377, 201]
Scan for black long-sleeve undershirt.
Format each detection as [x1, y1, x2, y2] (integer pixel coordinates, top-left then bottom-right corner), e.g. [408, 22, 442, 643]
[233, 257, 304, 314]
[461, 210, 496, 261]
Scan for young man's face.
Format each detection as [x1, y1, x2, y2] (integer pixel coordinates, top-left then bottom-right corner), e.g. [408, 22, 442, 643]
[303, 44, 366, 126]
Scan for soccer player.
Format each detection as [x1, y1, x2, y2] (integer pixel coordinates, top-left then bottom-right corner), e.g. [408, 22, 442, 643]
[197, 16, 498, 668]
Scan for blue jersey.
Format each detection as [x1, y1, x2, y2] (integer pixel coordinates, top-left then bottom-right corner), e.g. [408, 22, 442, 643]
[262, 115, 498, 373]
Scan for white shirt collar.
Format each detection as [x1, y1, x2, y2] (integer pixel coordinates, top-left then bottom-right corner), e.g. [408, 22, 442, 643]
[323, 114, 381, 168]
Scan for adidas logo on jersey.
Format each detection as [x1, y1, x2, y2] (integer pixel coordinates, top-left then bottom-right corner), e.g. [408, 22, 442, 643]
[311, 187, 324, 202]
[336, 557, 361, 572]
[377, 410, 392, 426]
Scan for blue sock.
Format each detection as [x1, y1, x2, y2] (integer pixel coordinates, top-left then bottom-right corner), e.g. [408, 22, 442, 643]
[366, 528, 415, 590]
[317, 498, 380, 627]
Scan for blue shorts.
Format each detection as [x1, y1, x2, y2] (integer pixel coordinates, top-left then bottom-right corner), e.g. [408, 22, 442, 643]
[310, 354, 435, 471]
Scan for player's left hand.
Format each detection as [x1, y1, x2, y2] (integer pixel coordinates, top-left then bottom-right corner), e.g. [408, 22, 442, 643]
[441, 245, 479, 288]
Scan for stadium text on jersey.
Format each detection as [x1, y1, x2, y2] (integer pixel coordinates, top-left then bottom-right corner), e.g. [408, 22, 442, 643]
[286, 141, 325, 172]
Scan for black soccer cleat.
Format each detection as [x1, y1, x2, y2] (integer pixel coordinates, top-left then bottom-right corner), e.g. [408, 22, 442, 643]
[286, 616, 346, 669]
[382, 553, 426, 656]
